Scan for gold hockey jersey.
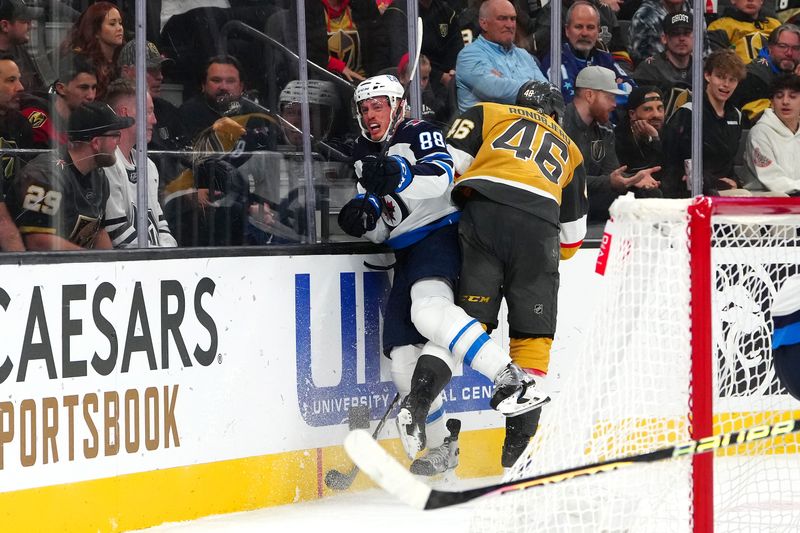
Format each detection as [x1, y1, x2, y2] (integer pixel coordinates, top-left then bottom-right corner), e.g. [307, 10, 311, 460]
[447, 102, 588, 257]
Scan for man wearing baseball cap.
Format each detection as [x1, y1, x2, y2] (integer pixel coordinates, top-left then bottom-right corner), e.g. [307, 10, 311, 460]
[7, 101, 133, 250]
[118, 39, 188, 188]
[0, 0, 45, 93]
[633, 12, 694, 109]
[563, 66, 662, 221]
[614, 86, 666, 192]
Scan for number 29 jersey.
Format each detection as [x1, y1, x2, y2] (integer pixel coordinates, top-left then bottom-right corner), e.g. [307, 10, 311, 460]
[446, 102, 588, 251]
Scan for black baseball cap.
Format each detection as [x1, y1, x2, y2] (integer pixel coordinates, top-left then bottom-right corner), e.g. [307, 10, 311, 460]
[663, 12, 693, 34]
[626, 86, 663, 111]
[67, 101, 134, 141]
[0, 0, 43, 21]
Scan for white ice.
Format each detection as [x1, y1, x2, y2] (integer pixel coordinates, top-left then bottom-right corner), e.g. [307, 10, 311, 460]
[132, 476, 495, 533]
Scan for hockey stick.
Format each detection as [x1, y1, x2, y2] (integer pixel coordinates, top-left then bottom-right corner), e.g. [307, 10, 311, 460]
[325, 392, 401, 491]
[344, 417, 800, 510]
[357, 17, 424, 211]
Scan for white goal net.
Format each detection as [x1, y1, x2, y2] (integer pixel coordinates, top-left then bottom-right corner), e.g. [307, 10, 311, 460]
[470, 196, 800, 533]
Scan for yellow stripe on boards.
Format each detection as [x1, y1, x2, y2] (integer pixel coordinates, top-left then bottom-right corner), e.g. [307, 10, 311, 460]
[0, 450, 320, 533]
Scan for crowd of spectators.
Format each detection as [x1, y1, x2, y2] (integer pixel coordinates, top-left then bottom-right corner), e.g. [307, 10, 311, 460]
[2, 0, 800, 253]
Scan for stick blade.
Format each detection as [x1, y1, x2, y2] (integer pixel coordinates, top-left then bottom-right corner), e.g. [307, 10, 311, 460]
[344, 429, 432, 510]
[324, 468, 355, 491]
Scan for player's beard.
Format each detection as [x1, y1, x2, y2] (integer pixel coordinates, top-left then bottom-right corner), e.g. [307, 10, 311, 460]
[95, 152, 117, 167]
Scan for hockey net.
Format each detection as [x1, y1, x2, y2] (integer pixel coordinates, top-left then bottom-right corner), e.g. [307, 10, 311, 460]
[470, 196, 800, 533]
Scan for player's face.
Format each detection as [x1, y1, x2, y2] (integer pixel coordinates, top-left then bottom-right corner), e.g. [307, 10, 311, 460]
[146, 67, 163, 97]
[630, 94, 665, 131]
[280, 102, 303, 146]
[203, 63, 243, 100]
[98, 8, 124, 48]
[664, 29, 693, 58]
[769, 31, 800, 72]
[358, 96, 393, 141]
[589, 89, 617, 124]
[479, 0, 517, 48]
[731, 0, 762, 18]
[704, 69, 739, 106]
[0, 59, 24, 112]
[771, 88, 800, 126]
[1, 19, 32, 45]
[61, 73, 98, 110]
[565, 5, 599, 53]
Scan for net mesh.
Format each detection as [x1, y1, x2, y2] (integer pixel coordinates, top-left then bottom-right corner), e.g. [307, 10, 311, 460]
[469, 197, 800, 533]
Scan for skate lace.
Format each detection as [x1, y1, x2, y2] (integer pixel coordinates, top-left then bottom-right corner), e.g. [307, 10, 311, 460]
[420, 440, 455, 469]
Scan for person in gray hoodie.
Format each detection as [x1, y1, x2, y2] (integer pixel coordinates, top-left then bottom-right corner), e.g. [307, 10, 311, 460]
[745, 74, 800, 195]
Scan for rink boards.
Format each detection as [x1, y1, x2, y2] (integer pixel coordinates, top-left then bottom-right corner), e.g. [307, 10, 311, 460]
[0, 249, 593, 533]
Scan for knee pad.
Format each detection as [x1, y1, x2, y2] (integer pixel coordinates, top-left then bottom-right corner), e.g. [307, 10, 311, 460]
[390, 344, 421, 397]
[510, 336, 553, 375]
[409, 278, 455, 343]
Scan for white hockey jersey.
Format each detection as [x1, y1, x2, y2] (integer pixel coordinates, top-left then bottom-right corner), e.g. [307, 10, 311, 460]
[352, 118, 458, 249]
[104, 147, 177, 248]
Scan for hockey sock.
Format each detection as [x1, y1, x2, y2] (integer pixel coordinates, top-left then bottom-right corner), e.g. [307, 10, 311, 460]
[425, 396, 448, 449]
[410, 278, 509, 380]
[509, 336, 552, 375]
[390, 344, 422, 398]
[501, 407, 542, 468]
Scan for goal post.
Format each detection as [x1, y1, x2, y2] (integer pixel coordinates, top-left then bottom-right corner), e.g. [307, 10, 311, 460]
[470, 195, 800, 533]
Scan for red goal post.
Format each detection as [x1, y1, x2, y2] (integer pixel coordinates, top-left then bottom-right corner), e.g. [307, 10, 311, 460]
[470, 195, 800, 533]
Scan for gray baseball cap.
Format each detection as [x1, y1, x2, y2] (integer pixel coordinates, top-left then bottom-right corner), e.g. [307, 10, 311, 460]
[575, 66, 626, 95]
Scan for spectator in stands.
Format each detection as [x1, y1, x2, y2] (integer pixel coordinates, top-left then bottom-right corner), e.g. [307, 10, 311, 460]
[265, 0, 385, 86]
[633, 12, 693, 114]
[543, 1, 635, 105]
[0, 0, 46, 93]
[59, 1, 124, 99]
[419, 0, 463, 96]
[117, 39, 189, 191]
[0, 53, 28, 251]
[397, 52, 450, 123]
[455, 0, 548, 112]
[103, 79, 177, 248]
[178, 54, 272, 140]
[7, 101, 132, 250]
[530, 0, 632, 71]
[707, 0, 781, 64]
[630, 0, 706, 66]
[731, 24, 800, 123]
[563, 66, 660, 222]
[745, 74, 800, 194]
[662, 49, 747, 197]
[614, 86, 666, 191]
[20, 53, 97, 149]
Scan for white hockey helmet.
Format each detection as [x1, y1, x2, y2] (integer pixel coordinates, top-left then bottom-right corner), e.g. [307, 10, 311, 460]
[279, 79, 340, 110]
[352, 74, 406, 142]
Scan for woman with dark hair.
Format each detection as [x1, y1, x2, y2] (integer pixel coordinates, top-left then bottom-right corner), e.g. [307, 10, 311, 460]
[59, 1, 124, 98]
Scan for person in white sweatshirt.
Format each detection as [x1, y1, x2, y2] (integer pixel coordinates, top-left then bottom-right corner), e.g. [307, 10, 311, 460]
[103, 78, 178, 248]
[745, 74, 800, 195]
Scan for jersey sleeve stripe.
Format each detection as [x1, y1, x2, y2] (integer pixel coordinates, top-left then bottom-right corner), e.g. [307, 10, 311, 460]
[559, 215, 587, 248]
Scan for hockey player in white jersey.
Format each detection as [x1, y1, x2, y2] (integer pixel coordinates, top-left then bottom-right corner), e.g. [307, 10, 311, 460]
[103, 79, 177, 248]
[338, 75, 549, 474]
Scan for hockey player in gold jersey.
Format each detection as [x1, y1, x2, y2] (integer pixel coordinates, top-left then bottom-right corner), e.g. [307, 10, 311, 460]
[447, 80, 589, 467]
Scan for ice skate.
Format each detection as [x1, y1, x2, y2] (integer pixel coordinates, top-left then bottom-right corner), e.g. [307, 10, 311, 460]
[410, 419, 460, 476]
[491, 362, 550, 416]
[396, 393, 431, 460]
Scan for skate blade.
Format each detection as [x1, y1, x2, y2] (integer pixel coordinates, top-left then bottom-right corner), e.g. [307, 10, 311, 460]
[396, 410, 423, 460]
[495, 394, 550, 417]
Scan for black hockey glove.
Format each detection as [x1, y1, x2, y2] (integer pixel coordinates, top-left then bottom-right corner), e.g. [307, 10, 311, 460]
[338, 194, 381, 237]
[358, 155, 410, 196]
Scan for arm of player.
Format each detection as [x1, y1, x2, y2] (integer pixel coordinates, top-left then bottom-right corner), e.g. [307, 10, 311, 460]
[398, 123, 456, 200]
[559, 161, 589, 261]
[445, 105, 484, 175]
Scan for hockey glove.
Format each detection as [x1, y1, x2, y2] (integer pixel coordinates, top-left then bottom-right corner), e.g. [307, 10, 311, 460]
[338, 194, 381, 238]
[358, 155, 411, 196]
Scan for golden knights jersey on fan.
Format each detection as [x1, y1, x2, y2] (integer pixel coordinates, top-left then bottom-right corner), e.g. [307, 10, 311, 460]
[446, 99, 588, 259]
[352, 118, 458, 249]
[8, 151, 109, 248]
